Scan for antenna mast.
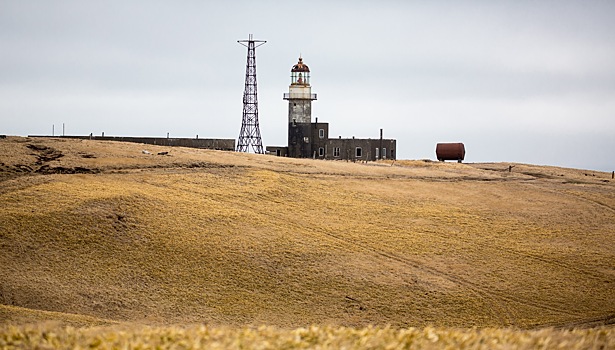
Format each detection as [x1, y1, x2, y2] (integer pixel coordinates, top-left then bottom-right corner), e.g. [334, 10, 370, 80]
[236, 34, 266, 153]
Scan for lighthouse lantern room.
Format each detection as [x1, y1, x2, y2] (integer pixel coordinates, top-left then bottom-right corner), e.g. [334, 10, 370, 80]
[291, 57, 310, 85]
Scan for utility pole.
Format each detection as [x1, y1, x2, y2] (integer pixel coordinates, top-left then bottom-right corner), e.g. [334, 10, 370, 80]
[236, 34, 266, 153]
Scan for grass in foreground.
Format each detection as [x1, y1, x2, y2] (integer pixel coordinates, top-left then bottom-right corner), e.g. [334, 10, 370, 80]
[1, 324, 614, 350]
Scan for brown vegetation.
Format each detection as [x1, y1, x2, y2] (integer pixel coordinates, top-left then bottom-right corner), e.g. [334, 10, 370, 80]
[2, 322, 614, 349]
[1, 136, 614, 347]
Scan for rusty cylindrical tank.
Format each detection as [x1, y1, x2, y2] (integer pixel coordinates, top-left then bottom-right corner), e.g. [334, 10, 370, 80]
[436, 143, 465, 163]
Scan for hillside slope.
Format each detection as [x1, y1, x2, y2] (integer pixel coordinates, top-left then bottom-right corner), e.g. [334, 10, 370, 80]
[1, 136, 614, 328]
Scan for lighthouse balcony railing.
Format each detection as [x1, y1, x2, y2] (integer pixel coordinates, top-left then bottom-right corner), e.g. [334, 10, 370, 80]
[283, 93, 317, 100]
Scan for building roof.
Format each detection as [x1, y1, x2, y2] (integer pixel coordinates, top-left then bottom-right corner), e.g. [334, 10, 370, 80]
[291, 57, 310, 73]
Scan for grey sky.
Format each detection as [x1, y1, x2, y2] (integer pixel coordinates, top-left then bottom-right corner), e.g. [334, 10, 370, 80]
[1, 1, 614, 171]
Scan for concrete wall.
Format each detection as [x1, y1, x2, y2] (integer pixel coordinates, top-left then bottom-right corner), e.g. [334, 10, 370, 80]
[30, 135, 235, 151]
[272, 119, 397, 161]
[326, 138, 396, 161]
[288, 122, 312, 158]
[265, 146, 288, 157]
[310, 122, 329, 158]
[288, 99, 312, 124]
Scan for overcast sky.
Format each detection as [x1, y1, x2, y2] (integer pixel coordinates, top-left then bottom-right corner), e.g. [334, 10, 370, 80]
[1, 1, 614, 171]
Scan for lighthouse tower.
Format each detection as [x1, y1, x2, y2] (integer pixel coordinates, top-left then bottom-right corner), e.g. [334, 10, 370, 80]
[266, 56, 397, 160]
[283, 57, 317, 158]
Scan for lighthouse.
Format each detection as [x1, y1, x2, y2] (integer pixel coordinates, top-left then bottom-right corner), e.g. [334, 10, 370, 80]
[266, 56, 396, 160]
[283, 57, 317, 158]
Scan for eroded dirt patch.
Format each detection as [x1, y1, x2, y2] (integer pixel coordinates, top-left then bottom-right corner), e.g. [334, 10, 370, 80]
[35, 165, 99, 175]
[27, 144, 64, 164]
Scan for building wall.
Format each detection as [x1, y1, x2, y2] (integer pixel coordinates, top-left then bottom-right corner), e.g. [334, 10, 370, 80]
[265, 146, 288, 157]
[325, 138, 396, 161]
[274, 120, 396, 161]
[288, 122, 312, 158]
[310, 122, 329, 158]
[31, 135, 235, 151]
[288, 99, 312, 124]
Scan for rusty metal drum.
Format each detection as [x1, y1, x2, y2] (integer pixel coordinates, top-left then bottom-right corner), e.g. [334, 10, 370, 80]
[436, 143, 465, 163]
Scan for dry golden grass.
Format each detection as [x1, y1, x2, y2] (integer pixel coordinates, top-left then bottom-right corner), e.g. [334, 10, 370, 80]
[1, 136, 614, 347]
[0, 305, 119, 328]
[1, 323, 614, 349]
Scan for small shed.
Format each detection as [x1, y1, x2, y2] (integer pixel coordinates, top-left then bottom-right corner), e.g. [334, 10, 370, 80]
[436, 143, 465, 163]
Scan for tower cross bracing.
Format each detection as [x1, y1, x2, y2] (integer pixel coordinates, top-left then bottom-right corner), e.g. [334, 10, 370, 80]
[236, 34, 266, 153]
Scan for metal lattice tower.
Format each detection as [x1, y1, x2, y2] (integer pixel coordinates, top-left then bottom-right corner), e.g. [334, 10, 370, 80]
[236, 34, 266, 153]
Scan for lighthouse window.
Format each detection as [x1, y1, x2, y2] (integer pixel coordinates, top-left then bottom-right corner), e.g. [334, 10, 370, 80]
[291, 71, 310, 85]
[382, 148, 387, 159]
[319, 147, 324, 157]
[355, 147, 362, 158]
[319, 129, 324, 138]
[333, 147, 340, 157]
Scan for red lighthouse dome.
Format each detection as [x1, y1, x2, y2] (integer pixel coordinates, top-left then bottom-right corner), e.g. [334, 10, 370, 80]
[291, 56, 310, 85]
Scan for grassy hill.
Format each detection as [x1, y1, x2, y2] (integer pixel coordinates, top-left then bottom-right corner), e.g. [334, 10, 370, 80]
[1, 136, 614, 347]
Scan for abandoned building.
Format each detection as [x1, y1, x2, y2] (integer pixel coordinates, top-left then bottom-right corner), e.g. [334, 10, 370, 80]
[266, 57, 396, 161]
